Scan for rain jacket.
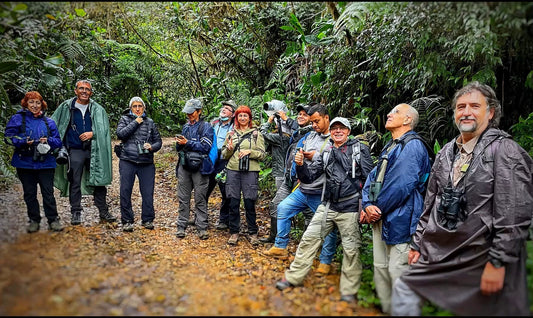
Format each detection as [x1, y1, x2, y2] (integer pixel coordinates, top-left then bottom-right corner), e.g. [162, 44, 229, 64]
[51, 97, 112, 196]
[401, 128, 533, 316]
[116, 109, 162, 164]
[361, 131, 432, 244]
[222, 127, 266, 172]
[5, 109, 62, 170]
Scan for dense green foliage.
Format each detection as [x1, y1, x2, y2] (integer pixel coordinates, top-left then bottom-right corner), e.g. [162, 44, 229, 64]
[1, 2, 533, 314]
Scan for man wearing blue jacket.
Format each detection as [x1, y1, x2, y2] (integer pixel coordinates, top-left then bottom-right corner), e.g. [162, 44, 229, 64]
[359, 103, 432, 314]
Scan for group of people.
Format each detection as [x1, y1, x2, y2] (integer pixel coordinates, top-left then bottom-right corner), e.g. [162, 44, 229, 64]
[5, 80, 162, 234]
[5, 80, 532, 316]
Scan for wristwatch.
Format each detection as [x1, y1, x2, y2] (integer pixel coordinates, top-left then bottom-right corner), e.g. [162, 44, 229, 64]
[489, 258, 504, 268]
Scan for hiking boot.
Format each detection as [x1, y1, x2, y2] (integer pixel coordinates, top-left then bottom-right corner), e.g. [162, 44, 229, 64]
[259, 217, 277, 243]
[142, 221, 154, 230]
[215, 222, 228, 230]
[198, 230, 209, 240]
[99, 210, 117, 223]
[275, 278, 294, 291]
[71, 212, 81, 225]
[48, 219, 63, 232]
[176, 228, 186, 238]
[315, 263, 331, 276]
[227, 233, 239, 245]
[262, 246, 289, 259]
[27, 220, 40, 233]
[123, 222, 134, 232]
[340, 294, 356, 303]
[249, 234, 260, 246]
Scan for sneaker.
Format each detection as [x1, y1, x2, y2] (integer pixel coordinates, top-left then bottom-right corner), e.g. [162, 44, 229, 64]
[27, 220, 40, 233]
[262, 246, 289, 259]
[99, 210, 117, 223]
[315, 263, 331, 276]
[249, 234, 260, 246]
[198, 230, 209, 240]
[227, 233, 239, 245]
[141, 221, 154, 230]
[123, 223, 134, 232]
[275, 278, 294, 291]
[340, 294, 356, 303]
[71, 212, 81, 225]
[215, 222, 228, 230]
[176, 228, 186, 238]
[49, 219, 63, 232]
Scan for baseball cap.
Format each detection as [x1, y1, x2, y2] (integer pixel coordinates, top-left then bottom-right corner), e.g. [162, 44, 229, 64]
[182, 98, 203, 114]
[329, 117, 351, 131]
[221, 100, 237, 112]
[295, 103, 310, 114]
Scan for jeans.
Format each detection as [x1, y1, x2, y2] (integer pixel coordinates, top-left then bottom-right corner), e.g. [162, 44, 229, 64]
[275, 188, 337, 263]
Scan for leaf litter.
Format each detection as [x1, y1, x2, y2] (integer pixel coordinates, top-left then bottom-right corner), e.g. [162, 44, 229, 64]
[0, 138, 382, 316]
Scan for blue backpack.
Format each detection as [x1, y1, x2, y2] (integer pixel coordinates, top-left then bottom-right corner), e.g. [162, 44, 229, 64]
[199, 121, 218, 167]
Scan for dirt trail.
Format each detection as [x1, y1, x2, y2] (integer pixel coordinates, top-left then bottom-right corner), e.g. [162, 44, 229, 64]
[0, 138, 382, 316]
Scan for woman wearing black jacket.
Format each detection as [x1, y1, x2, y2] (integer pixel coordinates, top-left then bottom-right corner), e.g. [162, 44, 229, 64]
[116, 97, 162, 232]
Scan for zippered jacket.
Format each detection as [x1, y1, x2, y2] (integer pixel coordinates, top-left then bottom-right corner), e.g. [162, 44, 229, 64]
[5, 109, 62, 170]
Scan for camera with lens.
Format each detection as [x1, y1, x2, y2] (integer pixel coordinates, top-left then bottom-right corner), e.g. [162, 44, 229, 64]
[32, 142, 50, 162]
[437, 186, 466, 227]
[263, 100, 288, 118]
[56, 146, 69, 165]
[137, 142, 149, 154]
[81, 139, 91, 150]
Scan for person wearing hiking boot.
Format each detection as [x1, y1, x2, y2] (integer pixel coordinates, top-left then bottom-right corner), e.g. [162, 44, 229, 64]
[205, 100, 236, 231]
[259, 99, 297, 190]
[259, 103, 313, 244]
[276, 117, 373, 303]
[391, 82, 533, 316]
[5, 91, 63, 233]
[175, 98, 215, 240]
[359, 103, 432, 314]
[262, 103, 338, 265]
[221, 105, 266, 246]
[116, 97, 162, 232]
[52, 80, 116, 226]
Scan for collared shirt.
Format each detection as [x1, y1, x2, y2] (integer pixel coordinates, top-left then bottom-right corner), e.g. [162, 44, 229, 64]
[452, 134, 480, 186]
[214, 119, 233, 150]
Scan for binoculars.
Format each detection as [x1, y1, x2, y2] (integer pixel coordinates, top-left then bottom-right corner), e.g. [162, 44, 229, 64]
[137, 143, 149, 154]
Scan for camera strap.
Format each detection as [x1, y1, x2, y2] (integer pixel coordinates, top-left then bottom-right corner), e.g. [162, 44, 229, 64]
[20, 111, 51, 138]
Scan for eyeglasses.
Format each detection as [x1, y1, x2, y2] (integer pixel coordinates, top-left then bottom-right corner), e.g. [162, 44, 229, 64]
[131, 105, 144, 108]
[330, 126, 348, 131]
[76, 87, 92, 92]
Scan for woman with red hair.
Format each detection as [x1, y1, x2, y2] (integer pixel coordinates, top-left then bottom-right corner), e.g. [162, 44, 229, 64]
[221, 105, 266, 245]
[4, 91, 63, 233]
